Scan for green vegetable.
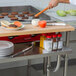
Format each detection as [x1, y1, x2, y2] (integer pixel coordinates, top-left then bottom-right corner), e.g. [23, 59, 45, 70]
[56, 10, 67, 17]
[66, 9, 76, 16]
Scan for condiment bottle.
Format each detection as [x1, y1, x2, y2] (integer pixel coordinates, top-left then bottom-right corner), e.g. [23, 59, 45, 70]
[40, 34, 46, 49]
[44, 35, 52, 52]
[52, 34, 57, 51]
[57, 33, 63, 50]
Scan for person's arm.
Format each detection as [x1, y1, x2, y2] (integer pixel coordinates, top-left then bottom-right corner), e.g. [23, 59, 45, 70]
[49, 0, 70, 8]
[59, 0, 70, 3]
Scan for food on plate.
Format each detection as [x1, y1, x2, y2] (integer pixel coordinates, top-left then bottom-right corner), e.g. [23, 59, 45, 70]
[11, 12, 18, 15]
[18, 14, 24, 17]
[11, 17, 18, 20]
[9, 24, 17, 28]
[56, 10, 67, 17]
[22, 16, 28, 19]
[38, 20, 47, 28]
[27, 13, 34, 16]
[1, 20, 23, 29]
[1, 12, 8, 16]
[1, 20, 11, 28]
[22, 11, 29, 14]
[0, 16, 4, 18]
[14, 21, 22, 27]
[8, 15, 15, 18]
[31, 19, 40, 27]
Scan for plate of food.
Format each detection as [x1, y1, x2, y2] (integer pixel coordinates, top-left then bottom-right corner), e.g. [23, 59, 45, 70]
[0, 20, 25, 30]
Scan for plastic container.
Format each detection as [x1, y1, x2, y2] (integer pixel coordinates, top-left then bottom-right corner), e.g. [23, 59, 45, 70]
[31, 19, 40, 27]
[40, 34, 46, 48]
[44, 36, 52, 52]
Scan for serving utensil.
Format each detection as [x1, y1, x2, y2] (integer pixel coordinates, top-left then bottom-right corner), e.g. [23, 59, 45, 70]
[34, 7, 49, 17]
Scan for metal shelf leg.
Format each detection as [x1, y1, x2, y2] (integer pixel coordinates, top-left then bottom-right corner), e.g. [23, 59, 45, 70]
[47, 56, 51, 76]
[64, 32, 70, 76]
[27, 60, 31, 76]
[64, 54, 68, 76]
[43, 57, 47, 75]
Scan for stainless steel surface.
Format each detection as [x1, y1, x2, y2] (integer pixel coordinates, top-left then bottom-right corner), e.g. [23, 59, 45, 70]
[47, 56, 51, 76]
[0, 46, 72, 64]
[43, 57, 47, 75]
[0, 6, 53, 24]
[65, 21, 76, 29]
[64, 54, 68, 76]
[63, 32, 70, 76]
[10, 44, 33, 57]
[66, 32, 70, 47]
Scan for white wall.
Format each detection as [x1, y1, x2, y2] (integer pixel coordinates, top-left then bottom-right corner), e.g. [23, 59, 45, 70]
[0, 0, 76, 11]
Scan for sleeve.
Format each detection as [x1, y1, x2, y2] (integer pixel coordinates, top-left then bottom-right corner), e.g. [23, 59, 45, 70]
[70, 0, 76, 5]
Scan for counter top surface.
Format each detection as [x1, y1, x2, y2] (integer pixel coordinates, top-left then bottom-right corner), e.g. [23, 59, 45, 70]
[45, 11, 76, 28]
[0, 24, 74, 37]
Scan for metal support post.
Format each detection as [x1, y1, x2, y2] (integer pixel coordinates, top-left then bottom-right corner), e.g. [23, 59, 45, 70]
[47, 56, 51, 76]
[64, 32, 70, 76]
[64, 54, 68, 76]
[43, 57, 47, 75]
[65, 32, 70, 47]
[27, 60, 31, 76]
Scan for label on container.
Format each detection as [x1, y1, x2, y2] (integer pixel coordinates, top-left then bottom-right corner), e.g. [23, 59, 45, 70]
[58, 41, 63, 49]
[53, 42, 57, 50]
[44, 40, 52, 52]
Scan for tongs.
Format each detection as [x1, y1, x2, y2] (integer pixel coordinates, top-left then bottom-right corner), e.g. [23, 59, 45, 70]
[34, 6, 49, 18]
[10, 42, 34, 58]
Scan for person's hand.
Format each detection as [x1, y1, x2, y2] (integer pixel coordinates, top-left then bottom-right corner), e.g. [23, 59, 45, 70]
[48, 0, 60, 9]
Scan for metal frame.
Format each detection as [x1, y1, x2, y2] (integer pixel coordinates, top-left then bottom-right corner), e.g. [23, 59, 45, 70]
[0, 5, 72, 76]
[43, 31, 70, 76]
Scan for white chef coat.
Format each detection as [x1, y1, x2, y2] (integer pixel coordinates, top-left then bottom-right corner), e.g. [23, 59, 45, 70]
[70, 0, 76, 5]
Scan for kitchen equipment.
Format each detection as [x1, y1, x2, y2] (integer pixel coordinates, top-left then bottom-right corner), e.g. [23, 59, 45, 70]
[0, 6, 54, 43]
[47, 23, 66, 26]
[0, 6, 51, 23]
[0, 41, 14, 56]
[35, 7, 49, 18]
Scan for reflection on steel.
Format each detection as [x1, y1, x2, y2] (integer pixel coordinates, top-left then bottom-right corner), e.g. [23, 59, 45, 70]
[53, 55, 61, 72]
[10, 42, 34, 57]
[43, 57, 47, 75]
[47, 56, 51, 76]
[27, 60, 31, 76]
[64, 54, 68, 76]
[66, 32, 70, 47]
[63, 32, 70, 76]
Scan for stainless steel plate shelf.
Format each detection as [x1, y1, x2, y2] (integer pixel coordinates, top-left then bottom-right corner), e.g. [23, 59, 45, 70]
[0, 46, 72, 64]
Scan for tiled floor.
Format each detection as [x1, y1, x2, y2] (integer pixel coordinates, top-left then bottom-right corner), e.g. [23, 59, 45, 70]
[0, 65, 76, 76]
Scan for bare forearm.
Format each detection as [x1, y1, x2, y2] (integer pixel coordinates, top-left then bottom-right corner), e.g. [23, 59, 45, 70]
[59, 0, 70, 3]
[49, 0, 70, 8]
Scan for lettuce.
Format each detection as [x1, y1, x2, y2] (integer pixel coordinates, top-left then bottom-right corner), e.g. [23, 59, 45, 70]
[56, 10, 67, 17]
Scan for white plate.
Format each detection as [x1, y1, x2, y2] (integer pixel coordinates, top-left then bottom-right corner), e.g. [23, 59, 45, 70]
[1, 25, 25, 30]
[0, 41, 14, 56]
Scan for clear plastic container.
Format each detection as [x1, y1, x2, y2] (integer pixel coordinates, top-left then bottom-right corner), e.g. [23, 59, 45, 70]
[44, 36, 52, 52]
